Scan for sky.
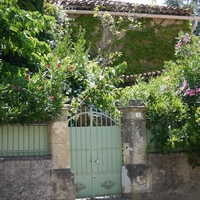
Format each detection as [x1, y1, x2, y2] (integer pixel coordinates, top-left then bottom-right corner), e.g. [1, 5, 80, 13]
[122, 0, 166, 6]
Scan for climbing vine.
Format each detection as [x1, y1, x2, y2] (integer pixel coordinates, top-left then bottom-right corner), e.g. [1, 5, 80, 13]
[70, 15, 191, 74]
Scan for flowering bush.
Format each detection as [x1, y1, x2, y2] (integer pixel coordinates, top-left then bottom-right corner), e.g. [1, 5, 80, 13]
[0, 56, 70, 124]
[0, 26, 127, 124]
[54, 28, 126, 116]
[120, 33, 200, 167]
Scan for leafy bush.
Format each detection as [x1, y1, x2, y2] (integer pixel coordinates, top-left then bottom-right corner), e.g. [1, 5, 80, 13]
[0, 0, 52, 71]
[120, 33, 200, 167]
[0, 57, 70, 124]
[54, 28, 127, 117]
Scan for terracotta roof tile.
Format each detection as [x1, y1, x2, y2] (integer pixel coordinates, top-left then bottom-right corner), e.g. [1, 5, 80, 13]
[48, 0, 193, 16]
[121, 70, 165, 86]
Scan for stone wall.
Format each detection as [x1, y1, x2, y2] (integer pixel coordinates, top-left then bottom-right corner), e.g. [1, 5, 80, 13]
[122, 152, 200, 200]
[119, 100, 200, 200]
[0, 157, 52, 200]
[145, 153, 200, 200]
[0, 105, 74, 200]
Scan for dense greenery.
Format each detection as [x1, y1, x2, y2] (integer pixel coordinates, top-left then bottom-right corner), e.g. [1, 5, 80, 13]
[120, 33, 200, 167]
[1, 0, 199, 168]
[0, 0, 126, 123]
[0, 0, 52, 71]
[0, 58, 68, 124]
[70, 15, 191, 74]
[52, 27, 126, 116]
[164, 0, 200, 36]
[17, 0, 44, 14]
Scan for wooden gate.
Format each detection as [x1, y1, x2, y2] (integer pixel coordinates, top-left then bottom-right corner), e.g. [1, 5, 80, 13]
[68, 107, 122, 199]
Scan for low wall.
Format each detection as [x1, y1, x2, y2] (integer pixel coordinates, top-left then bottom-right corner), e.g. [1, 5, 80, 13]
[123, 152, 200, 200]
[145, 152, 200, 200]
[0, 106, 74, 200]
[119, 100, 200, 200]
[0, 157, 52, 200]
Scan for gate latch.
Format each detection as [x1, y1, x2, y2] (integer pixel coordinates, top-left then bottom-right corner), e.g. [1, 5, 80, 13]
[94, 159, 99, 164]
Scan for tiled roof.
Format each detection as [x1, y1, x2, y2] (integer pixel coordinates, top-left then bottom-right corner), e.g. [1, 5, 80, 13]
[121, 70, 165, 86]
[48, 0, 193, 16]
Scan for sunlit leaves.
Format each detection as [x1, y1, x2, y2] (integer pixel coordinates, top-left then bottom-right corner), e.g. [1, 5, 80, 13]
[0, 0, 51, 69]
[120, 33, 200, 167]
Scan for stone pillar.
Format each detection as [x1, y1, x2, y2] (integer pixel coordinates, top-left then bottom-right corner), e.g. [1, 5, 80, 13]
[118, 100, 152, 198]
[49, 104, 74, 200]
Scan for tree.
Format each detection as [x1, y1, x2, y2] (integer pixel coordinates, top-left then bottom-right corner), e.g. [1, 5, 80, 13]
[17, 0, 44, 14]
[0, 0, 65, 123]
[0, 0, 51, 71]
[0, 1, 127, 123]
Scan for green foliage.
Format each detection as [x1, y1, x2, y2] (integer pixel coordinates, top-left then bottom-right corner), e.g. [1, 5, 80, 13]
[0, 56, 69, 124]
[120, 33, 200, 167]
[0, 0, 73, 124]
[0, 0, 51, 71]
[43, 0, 70, 50]
[69, 14, 191, 75]
[70, 15, 102, 58]
[17, 0, 44, 14]
[0, 3, 126, 123]
[54, 28, 127, 117]
[164, 0, 200, 36]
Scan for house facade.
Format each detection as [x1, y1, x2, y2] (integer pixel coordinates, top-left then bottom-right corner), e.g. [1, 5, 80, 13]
[48, 0, 199, 78]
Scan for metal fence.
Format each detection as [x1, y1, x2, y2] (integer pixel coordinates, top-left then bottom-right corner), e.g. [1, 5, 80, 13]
[0, 124, 49, 157]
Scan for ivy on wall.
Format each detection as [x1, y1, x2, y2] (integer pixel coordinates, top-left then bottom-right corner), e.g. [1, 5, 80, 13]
[70, 15, 103, 58]
[70, 15, 191, 75]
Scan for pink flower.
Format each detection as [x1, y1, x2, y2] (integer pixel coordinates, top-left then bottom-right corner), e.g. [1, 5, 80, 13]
[185, 89, 196, 96]
[57, 59, 61, 67]
[25, 74, 29, 81]
[69, 66, 75, 71]
[183, 34, 190, 43]
[180, 80, 188, 91]
[175, 41, 182, 49]
[50, 96, 55, 101]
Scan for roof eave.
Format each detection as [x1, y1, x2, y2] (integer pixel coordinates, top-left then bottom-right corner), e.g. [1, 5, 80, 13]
[65, 9, 200, 21]
[65, 10, 200, 32]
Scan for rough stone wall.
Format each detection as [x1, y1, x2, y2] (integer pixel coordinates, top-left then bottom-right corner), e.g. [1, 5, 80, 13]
[0, 106, 74, 200]
[123, 153, 200, 200]
[119, 100, 200, 200]
[0, 157, 52, 200]
[146, 153, 200, 200]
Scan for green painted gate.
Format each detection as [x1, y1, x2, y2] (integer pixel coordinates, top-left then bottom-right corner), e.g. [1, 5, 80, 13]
[68, 108, 122, 198]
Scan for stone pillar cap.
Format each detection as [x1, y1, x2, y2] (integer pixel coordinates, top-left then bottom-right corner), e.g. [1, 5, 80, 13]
[116, 99, 147, 113]
[62, 104, 72, 110]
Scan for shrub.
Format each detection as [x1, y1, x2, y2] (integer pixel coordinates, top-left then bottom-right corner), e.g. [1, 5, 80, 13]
[0, 57, 69, 124]
[120, 33, 200, 167]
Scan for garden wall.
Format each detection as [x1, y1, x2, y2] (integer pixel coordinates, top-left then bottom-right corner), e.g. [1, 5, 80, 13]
[0, 106, 74, 200]
[1, 103, 200, 200]
[144, 152, 200, 200]
[119, 100, 200, 200]
[0, 157, 52, 200]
